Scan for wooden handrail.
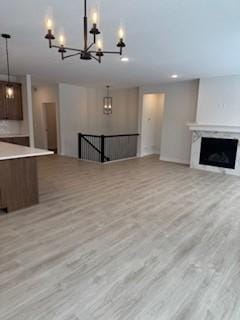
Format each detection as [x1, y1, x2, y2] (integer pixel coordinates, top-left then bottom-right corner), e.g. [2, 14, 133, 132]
[80, 133, 139, 138]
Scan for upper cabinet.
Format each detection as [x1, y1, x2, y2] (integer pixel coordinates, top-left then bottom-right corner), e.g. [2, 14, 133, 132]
[0, 81, 23, 120]
[0, 83, 6, 119]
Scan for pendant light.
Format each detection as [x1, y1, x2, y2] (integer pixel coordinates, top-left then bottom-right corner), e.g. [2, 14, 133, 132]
[1, 34, 14, 99]
[103, 86, 112, 115]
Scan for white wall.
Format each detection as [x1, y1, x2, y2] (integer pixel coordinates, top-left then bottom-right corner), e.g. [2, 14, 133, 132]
[19, 75, 34, 146]
[141, 94, 165, 156]
[85, 87, 139, 135]
[58, 83, 87, 158]
[140, 80, 199, 164]
[197, 75, 240, 126]
[108, 88, 139, 134]
[85, 88, 108, 134]
[58, 83, 139, 158]
[32, 85, 59, 150]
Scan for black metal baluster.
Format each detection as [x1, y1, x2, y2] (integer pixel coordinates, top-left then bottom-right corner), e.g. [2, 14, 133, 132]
[100, 135, 104, 163]
[78, 133, 139, 163]
[78, 133, 82, 159]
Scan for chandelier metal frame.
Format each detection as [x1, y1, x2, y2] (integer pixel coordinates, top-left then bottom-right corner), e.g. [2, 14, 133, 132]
[44, 0, 126, 63]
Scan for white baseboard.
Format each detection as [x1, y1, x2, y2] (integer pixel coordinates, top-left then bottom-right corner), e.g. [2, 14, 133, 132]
[78, 157, 138, 164]
[139, 151, 160, 157]
[160, 156, 190, 165]
[138, 145, 160, 157]
[78, 159, 100, 164]
[104, 156, 138, 164]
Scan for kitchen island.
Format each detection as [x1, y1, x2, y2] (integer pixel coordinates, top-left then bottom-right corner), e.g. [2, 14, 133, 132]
[0, 134, 30, 146]
[0, 142, 53, 213]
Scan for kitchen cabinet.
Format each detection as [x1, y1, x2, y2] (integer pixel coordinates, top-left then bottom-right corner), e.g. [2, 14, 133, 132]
[0, 136, 29, 147]
[0, 142, 53, 212]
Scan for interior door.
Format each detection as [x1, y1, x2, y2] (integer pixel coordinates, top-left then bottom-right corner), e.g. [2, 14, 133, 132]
[45, 103, 57, 152]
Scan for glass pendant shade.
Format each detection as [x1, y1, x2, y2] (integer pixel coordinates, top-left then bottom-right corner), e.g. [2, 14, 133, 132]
[103, 96, 112, 114]
[5, 84, 14, 99]
[103, 85, 112, 114]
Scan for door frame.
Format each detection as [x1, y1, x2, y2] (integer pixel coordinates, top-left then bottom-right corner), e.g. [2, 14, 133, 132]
[138, 90, 165, 157]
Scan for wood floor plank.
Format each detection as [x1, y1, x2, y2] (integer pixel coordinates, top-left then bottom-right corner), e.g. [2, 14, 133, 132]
[1, 155, 240, 319]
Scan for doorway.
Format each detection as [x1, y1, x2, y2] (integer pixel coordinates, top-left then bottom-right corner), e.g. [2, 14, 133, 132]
[140, 93, 165, 156]
[44, 103, 58, 153]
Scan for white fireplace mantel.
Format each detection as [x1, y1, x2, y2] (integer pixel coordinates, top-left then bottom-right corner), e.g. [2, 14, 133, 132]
[187, 122, 240, 133]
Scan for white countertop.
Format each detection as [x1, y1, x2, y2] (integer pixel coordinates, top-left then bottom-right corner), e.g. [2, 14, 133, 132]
[0, 142, 53, 160]
[0, 134, 29, 138]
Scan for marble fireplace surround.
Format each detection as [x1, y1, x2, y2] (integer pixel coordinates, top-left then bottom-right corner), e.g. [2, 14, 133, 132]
[187, 123, 240, 176]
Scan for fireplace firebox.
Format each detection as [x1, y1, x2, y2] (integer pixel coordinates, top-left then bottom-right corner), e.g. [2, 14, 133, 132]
[199, 137, 238, 169]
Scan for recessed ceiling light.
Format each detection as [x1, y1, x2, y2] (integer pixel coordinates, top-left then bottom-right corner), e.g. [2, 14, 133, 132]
[121, 57, 129, 62]
[171, 74, 179, 79]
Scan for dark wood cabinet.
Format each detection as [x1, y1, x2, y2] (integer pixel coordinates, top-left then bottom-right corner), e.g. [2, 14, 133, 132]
[0, 136, 29, 147]
[0, 84, 6, 119]
[0, 81, 23, 120]
[0, 157, 38, 212]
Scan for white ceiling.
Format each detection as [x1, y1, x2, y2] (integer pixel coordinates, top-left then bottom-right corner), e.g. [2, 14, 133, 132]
[0, 0, 240, 87]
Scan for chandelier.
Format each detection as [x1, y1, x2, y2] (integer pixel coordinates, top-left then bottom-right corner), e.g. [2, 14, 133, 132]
[44, 0, 126, 63]
[1, 34, 14, 99]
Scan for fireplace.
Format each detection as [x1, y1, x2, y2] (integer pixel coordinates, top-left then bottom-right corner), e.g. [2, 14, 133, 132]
[188, 124, 240, 176]
[199, 137, 238, 169]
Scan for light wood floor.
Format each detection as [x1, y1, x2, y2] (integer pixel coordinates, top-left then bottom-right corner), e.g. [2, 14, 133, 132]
[1, 155, 240, 320]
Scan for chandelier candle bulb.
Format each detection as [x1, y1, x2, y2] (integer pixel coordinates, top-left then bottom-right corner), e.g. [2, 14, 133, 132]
[59, 34, 65, 46]
[118, 28, 124, 40]
[57, 34, 66, 58]
[44, 18, 55, 47]
[90, 10, 100, 41]
[116, 28, 126, 55]
[46, 19, 53, 31]
[96, 39, 104, 60]
[97, 39, 102, 50]
[92, 12, 98, 24]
